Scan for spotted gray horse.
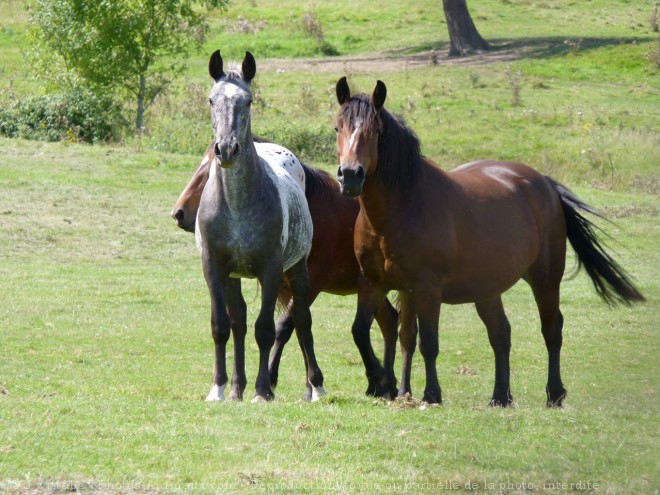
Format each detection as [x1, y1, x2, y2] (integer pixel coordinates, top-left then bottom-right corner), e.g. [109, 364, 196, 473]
[196, 50, 325, 402]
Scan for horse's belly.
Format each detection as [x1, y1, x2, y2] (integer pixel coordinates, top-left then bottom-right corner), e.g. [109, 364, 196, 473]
[266, 166, 313, 272]
[282, 195, 313, 271]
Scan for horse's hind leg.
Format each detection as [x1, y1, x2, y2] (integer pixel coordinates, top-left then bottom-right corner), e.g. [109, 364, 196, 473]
[475, 297, 513, 407]
[397, 293, 417, 398]
[253, 261, 283, 402]
[530, 284, 566, 407]
[270, 271, 325, 396]
[269, 298, 314, 400]
[268, 299, 293, 390]
[287, 257, 325, 401]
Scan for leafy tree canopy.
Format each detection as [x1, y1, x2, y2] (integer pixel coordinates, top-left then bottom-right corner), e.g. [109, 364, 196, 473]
[27, 0, 227, 129]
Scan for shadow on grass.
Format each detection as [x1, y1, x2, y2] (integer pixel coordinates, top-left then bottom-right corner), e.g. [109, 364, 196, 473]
[260, 36, 656, 74]
[396, 36, 654, 64]
[489, 36, 653, 57]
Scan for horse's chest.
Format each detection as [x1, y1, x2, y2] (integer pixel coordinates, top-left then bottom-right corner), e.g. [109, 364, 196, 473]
[204, 210, 281, 278]
[357, 233, 406, 288]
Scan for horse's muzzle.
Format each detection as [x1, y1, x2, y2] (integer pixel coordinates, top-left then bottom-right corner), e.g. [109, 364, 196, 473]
[171, 207, 195, 233]
[337, 164, 365, 197]
[215, 140, 240, 167]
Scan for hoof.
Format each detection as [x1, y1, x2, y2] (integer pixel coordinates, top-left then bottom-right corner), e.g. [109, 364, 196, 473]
[368, 383, 390, 399]
[251, 390, 274, 403]
[489, 390, 514, 407]
[366, 376, 395, 399]
[398, 388, 412, 399]
[546, 387, 567, 408]
[311, 386, 326, 402]
[228, 391, 243, 401]
[205, 384, 226, 402]
[422, 389, 442, 405]
[303, 384, 313, 402]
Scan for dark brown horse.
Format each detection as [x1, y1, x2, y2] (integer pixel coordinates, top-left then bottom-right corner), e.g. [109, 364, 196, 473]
[172, 145, 398, 398]
[334, 77, 644, 406]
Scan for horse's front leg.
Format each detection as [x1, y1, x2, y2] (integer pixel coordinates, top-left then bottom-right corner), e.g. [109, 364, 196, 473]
[352, 275, 389, 398]
[375, 297, 399, 399]
[253, 259, 283, 402]
[202, 251, 230, 401]
[286, 256, 325, 401]
[221, 277, 248, 401]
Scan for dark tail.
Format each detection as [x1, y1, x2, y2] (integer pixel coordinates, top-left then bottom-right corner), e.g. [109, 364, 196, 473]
[548, 178, 645, 305]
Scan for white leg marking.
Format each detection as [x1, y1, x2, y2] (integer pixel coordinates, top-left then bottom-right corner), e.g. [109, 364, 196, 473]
[311, 386, 327, 402]
[205, 383, 226, 401]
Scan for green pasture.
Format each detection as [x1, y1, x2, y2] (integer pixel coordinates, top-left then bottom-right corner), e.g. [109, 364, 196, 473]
[1, 0, 659, 493]
[0, 139, 657, 493]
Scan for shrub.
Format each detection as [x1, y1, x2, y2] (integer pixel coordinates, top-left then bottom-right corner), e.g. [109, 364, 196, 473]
[0, 88, 125, 143]
[258, 122, 336, 166]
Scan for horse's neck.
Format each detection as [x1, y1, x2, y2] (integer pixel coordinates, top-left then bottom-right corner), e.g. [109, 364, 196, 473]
[359, 160, 452, 229]
[216, 141, 262, 211]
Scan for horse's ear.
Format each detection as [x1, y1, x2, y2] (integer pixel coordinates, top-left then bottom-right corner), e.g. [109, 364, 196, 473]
[242, 51, 256, 83]
[209, 50, 225, 81]
[336, 76, 350, 105]
[372, 80, 387, 111]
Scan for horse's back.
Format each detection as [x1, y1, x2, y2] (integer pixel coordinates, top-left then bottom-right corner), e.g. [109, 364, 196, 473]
[450, 160, 560, 212]
[255, 142, 306, 192]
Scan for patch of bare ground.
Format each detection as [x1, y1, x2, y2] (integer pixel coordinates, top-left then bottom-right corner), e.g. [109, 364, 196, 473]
[259, 44, 533, 75]
[259, 37, 652, 74]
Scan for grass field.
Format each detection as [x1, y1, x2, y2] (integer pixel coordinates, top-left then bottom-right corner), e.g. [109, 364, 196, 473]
[1, 0, 659, 493]
[0, 138, 657, 494]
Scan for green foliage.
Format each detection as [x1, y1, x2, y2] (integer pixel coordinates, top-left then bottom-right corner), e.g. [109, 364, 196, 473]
[25, 0, 228, 128]
[256, 122, 336, 165]
[0, 88, 125, 143]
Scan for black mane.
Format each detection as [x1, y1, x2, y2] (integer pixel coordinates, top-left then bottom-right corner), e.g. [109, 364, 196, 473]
[300, 161, 339, 201]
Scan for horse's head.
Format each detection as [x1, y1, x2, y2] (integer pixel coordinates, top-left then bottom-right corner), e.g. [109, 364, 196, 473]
[208, 50, 256, 168]
[171, 143, 214, 232]
[334, 77, 387, 197]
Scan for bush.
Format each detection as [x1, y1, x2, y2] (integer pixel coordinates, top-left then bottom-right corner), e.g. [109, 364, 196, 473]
[258, 122, 336, 166]
[0, 88, 126, 143]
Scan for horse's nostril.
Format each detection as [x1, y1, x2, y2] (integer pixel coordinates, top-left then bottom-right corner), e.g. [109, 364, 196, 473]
[173, 208, 185, 223]
[214, 142, 221, 156]
[337, 165, 344, 179]
[356, 166, 365, 180]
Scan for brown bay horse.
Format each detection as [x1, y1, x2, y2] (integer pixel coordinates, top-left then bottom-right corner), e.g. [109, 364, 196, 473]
[172, 140, 398, 398]
[334, 77, 644, 406]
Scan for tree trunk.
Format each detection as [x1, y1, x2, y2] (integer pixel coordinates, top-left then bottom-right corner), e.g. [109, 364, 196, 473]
[136, 74, 146, 130]
[443, 0, 491, 57]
